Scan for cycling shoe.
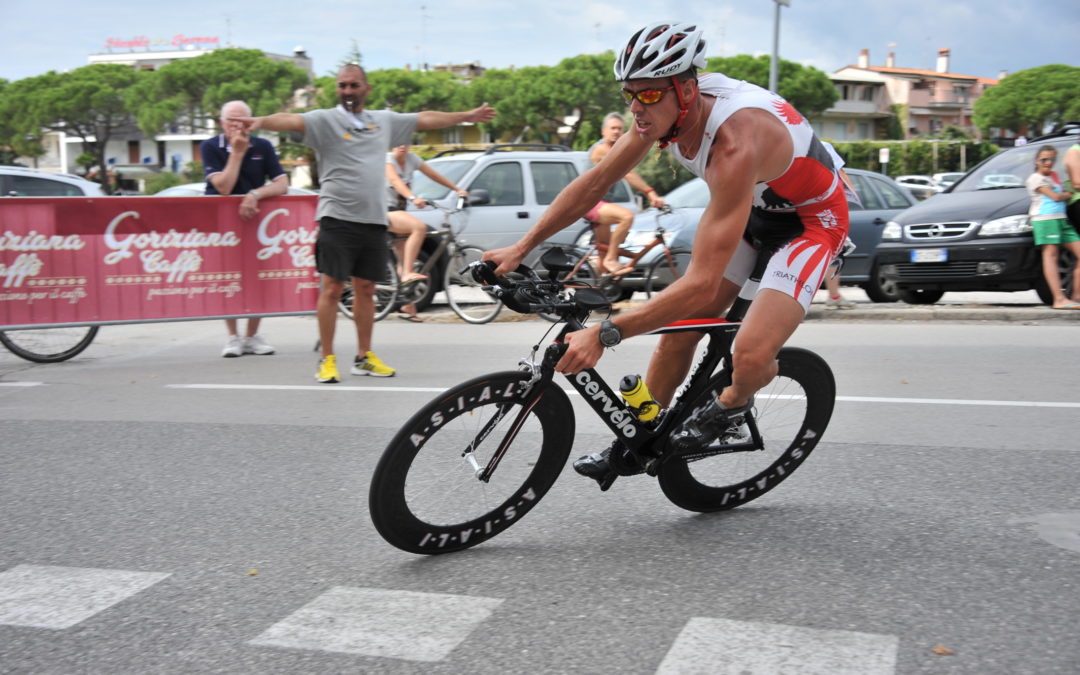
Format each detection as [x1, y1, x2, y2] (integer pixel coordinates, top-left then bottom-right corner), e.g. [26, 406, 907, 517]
[573, 443, 619, 491]
[670, 397, 754, 452]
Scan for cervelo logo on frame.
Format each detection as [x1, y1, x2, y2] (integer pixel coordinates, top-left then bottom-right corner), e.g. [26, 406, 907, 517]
[575, 370, 637, 438]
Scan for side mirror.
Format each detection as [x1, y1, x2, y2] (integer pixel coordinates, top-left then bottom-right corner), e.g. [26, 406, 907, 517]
[468, 188, 491, 206]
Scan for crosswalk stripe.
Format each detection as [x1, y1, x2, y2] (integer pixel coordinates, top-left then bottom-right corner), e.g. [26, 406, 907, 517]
[0, 564, 170, 630]
[656, 617, 899, 675]
[249, 586, 503, 661]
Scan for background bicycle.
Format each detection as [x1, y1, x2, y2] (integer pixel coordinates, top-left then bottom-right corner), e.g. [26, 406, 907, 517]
[0, 326, 99, 362]
[338, 196, 503, 324]
[368, 248, 836, 554]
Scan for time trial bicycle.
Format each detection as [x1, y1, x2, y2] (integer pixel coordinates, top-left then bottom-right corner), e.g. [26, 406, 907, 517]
[368, 246, 836, 554]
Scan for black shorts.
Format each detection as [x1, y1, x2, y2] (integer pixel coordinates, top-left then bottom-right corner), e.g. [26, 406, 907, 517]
[315, 217, 389, 282]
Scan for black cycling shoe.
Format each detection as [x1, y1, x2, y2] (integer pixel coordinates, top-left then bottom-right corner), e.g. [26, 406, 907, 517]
[573, 443, 620, 491]
[670, 397, 754, 452]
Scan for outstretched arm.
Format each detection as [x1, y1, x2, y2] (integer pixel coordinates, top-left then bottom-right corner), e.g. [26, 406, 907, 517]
[416, 103, 495, 131]
[230, 113, 305, 135]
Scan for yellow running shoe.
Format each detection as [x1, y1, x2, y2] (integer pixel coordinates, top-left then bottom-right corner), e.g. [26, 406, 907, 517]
[352, 350, 395, 377]
[316, 355, 340, 383]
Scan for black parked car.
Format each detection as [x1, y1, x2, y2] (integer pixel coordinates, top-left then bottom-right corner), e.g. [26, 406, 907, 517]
[875, 123, 1080, 305]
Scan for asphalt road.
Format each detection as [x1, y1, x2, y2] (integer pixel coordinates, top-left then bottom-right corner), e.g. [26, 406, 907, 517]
[2, 294, 1079, 674]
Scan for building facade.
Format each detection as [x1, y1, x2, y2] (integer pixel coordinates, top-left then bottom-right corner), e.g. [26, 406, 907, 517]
[816, 48, 1000, 142]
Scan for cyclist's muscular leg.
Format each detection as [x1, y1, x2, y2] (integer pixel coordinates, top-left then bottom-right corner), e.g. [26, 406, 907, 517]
[318, 275, 346, 357]
[646, 278, 740, 406]
[597, 203, 634, 274]
[720, 289, 805, 408]
[350, 277, 376, 355]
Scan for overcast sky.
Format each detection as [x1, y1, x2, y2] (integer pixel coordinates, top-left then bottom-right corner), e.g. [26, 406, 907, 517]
[3, 0, 1077, 84]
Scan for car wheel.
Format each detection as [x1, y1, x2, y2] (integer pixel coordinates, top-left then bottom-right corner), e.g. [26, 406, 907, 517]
[862, 264, 900, 303]
[1034, 250, 1077, 305]
[898, 288, 944, 305]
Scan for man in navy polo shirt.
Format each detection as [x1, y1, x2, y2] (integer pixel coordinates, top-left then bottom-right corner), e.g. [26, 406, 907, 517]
[202, 99, 289, 358]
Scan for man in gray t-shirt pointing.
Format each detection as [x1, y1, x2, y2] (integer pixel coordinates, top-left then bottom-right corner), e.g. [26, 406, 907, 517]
[233, 64, 495, 383]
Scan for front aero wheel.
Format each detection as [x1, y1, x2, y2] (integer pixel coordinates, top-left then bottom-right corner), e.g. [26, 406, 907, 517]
[443, 245, 502, 324]
[0, 326, 99, 363]
[657, 347, 835, 512]
[369, 371, 574, 554]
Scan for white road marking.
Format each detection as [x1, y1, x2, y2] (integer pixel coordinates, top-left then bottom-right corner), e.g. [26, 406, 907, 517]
[0, 382, 43, 387]
[249, 586, 503, 661]
[165, 383, 1080, 409]
[1009, 512, 1080, 554]
[656, 617, 898, 675]
[0, 564, 170, 630]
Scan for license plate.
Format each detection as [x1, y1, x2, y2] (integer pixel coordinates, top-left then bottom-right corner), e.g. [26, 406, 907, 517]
[911, 248, 947, 263]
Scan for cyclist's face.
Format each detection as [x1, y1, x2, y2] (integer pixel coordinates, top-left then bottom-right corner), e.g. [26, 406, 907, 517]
[337, 66, 370, 112]
[622, 77, 683, 140]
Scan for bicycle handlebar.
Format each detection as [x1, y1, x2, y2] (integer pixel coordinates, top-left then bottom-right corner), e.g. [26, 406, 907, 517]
[464, 257, 606, 318]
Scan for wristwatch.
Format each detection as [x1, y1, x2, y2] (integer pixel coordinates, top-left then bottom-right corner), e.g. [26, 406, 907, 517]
[598, 319, 622, 348]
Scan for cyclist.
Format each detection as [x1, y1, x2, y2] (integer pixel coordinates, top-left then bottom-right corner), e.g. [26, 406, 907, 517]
[385, 144, 469, 321]
[585, 112, 666, 275]
[484, 21, 850, 485]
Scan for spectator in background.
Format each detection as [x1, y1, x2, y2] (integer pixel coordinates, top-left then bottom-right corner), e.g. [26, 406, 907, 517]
[1025, 146, 1080, 309]
[231, 64, 495, 382]
[202, 100, 289, 357]
[386, 144, 469, 322]
[587, 112, 666, 274]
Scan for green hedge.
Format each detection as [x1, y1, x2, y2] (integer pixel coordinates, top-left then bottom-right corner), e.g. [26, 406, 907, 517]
[826, 140, 1000, 177]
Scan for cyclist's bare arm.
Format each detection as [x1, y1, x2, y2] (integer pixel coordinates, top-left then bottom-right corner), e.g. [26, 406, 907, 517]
[485, 132, 653, 274]
[555, 110, 792, 374]
[230, 113, 305, 135]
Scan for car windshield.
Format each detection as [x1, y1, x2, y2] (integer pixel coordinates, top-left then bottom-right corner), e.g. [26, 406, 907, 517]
[661, 178, 710, 208]
[954, 139, 1075, 192]
[411, 160, 474, 200]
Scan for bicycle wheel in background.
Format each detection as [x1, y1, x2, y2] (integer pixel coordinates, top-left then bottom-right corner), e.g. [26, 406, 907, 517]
[657, 347, 835, 512]
[537, 258, 598, 322]
[644, 248, 691, 298]
[443, 245, 502, 324]
[337, 258, 400, 321]
[0, 326, 99, 363]
[369, 371, 575, 554]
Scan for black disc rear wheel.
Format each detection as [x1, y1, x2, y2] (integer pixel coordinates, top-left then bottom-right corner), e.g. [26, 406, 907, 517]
[657, 347, 835, 512]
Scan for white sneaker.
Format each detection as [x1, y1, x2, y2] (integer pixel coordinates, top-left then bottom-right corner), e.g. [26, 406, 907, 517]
[221, 335, 243, 358]
[825, 296, 855, 310]
[243, 334, 275, 355]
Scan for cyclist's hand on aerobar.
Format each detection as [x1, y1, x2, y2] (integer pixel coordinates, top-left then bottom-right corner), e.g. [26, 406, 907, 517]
[556, 324, 604, 375]
[481, 244, 525, 278]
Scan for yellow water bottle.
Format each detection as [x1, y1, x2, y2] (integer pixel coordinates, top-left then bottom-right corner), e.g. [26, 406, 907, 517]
[619, 374, 660, 422]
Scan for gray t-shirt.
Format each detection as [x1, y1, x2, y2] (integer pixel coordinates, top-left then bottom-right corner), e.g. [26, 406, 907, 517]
[386, 151, 424, 208]
[301, 106, 418, 224]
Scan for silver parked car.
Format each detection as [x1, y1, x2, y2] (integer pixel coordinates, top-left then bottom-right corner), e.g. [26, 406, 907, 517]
[1, 165, 105, 197]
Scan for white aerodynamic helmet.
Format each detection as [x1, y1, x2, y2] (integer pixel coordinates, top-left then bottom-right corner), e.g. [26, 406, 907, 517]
[614, 22, 707, 81]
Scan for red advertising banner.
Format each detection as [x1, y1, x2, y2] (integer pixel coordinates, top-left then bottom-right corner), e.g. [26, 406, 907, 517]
[0, 196, 320, 329]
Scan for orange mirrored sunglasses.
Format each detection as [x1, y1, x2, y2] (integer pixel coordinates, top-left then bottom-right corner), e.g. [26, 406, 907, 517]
[620, 85, 676, 105]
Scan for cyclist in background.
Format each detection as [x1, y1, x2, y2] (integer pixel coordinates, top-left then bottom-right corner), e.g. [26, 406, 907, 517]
[385, 144, 469, 321]
[586, 112, 666, 274]
[484, 21, 850, 485]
